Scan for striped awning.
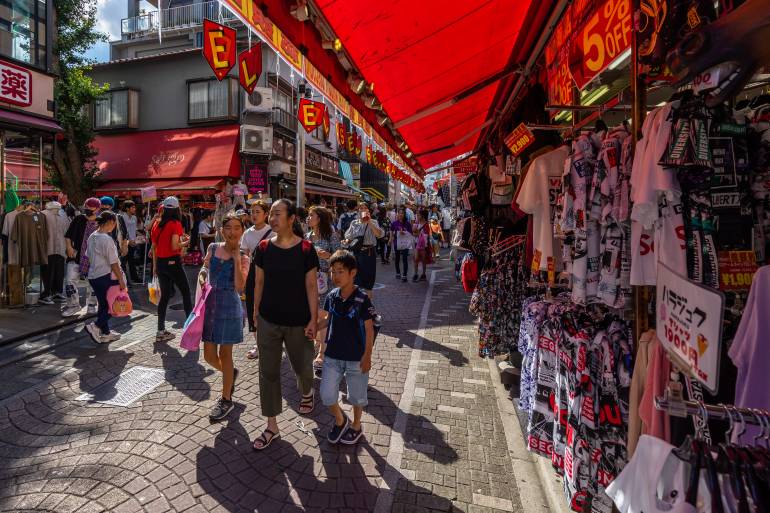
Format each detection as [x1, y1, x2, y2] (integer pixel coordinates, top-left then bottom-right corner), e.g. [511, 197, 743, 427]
[362, 187, 384, 201]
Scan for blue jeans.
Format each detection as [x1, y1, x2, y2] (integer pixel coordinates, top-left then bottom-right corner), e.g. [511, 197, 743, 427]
[88, 273, 119, 335]
[394, 249, 409, 276]
[320, 356, 369, 407]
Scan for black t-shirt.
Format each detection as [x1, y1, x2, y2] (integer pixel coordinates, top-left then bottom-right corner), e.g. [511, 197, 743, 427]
[323, 287, 374, 361]
[65, 214, 88, 261]
[254, 238, 319, 326]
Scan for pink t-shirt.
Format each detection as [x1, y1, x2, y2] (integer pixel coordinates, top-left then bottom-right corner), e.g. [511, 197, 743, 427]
[728, 265, 770, 444]
[639, 333, 671, 443]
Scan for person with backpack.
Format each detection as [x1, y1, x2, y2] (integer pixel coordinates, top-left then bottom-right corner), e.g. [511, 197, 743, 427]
[251, 199, 319, 450]
[337, 199, 358, 234]
[318, 250, 375, 445]
[240, 200, 272, 360]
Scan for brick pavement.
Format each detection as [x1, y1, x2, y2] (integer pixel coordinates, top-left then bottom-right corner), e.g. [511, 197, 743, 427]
[0, 257, 546, 512]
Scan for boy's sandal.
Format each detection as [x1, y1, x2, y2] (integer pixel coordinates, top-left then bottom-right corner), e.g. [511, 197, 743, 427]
[246, 346, 259, 360]
[299, 391, 315, 415]
[252, 429, 280, 450]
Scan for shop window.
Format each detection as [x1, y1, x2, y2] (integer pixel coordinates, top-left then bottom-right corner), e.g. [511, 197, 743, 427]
[93, 89, 139, 130]
[188, 77, 238, 123]
[0, 0, 47, 69]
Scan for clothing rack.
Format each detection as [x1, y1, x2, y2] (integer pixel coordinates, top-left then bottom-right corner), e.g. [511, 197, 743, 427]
[655, 392, 768, 426]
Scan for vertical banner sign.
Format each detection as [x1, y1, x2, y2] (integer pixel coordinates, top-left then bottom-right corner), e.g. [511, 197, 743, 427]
[203, 19, 236, 80]
[365, 145, 373, 165]
[504, 123, 536, 157]
[238, 43, 262, 95]
[336, 124, 346, 147]
[322, 109, 330, 139]
[297, 98, 326, 134]
[656, 263, 725, 394]
[568, 0, 632, 89]
[246, 164, 268, 193]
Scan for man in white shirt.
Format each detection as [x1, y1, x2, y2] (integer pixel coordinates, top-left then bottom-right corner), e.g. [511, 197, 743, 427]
[120, 200, 140, 283]
[198, 211, 215, 254]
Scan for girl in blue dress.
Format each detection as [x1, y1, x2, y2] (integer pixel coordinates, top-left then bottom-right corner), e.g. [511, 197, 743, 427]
[199, 212, 250, 421]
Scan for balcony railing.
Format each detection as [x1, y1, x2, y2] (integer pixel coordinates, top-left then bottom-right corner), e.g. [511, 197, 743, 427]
[121, 1, 237, 38]
[271, 108, 298, 132]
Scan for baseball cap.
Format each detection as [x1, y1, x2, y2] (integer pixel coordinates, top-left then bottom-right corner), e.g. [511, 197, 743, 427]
[83, 197, 102, 210]
[99, 196, 115, 208]
[162, 196, 179, 209]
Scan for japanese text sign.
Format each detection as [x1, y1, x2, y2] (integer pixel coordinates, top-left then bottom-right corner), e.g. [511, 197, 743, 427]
[246, 164, 268, 194]
[504, 123, 535, 157]
[238, 43, 262, 95]
[568, 0, 632, 90]
[656, 263, 725, 394]
[718, 251, 758, 291]
[0, 60, 31, 107]
[203, 19, 236, 81]
[297, 98, 326, 134]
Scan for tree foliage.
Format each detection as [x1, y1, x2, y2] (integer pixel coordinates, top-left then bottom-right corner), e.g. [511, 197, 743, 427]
[48, 0, 108, 204]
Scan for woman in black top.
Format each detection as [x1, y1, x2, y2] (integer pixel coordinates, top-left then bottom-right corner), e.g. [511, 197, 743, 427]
[251, 199, 319, 450]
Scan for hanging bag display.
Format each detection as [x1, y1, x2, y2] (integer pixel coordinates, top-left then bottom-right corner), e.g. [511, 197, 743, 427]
[490, 182, 514, 205]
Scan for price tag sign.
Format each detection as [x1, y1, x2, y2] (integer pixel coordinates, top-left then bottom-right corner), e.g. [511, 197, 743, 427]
[504, 123, 536, 157]
[718, 251, 758, 291]
[569, 0, 632, 90]
[656, 263, 725, 394]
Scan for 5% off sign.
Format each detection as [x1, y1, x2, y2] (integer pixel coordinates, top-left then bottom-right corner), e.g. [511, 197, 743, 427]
[569, 0, 632, 90]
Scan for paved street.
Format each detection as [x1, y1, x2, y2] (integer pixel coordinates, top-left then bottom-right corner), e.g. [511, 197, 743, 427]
[0, 258, 552, 513]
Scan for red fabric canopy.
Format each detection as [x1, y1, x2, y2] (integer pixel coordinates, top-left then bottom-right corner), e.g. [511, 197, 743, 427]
[314, 0, 537, 170]
[95, 178, 225, 195]
[93, 126, 240, 183]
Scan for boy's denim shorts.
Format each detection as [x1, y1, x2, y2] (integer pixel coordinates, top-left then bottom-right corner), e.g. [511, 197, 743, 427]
[320, 356, 369, 407]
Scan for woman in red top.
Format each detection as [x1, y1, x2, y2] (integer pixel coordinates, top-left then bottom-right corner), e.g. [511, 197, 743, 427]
[151, 196, 192, 342]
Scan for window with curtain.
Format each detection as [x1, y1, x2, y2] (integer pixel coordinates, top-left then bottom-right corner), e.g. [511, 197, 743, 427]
[94, 90, 134, 130]
[188, 78, 236, 123]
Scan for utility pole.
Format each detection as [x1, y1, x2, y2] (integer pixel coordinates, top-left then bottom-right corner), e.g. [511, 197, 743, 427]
[296, 81, 308, 208]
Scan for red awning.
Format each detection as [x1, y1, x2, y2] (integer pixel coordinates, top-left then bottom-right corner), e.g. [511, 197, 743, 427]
[95, 178, 225, 196]
[313, 0, 539, 170]
[0, 108, 62, 132]
[93, 125, 240, 183]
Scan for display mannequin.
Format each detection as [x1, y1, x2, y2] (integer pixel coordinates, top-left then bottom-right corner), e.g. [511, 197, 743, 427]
[40, 201, 71, 303]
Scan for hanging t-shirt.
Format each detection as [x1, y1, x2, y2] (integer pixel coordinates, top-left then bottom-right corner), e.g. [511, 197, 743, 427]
[517, 145, 570, 271]
[606, 435, 708, 513]
[728, 264, 770, 444]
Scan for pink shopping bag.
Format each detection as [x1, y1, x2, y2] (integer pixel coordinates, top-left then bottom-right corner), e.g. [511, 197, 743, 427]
[107, 286, 133, 317]
[180, 282, 211, 351]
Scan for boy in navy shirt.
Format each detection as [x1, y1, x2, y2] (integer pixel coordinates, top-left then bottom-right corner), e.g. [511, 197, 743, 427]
[318, 250, 375, 444]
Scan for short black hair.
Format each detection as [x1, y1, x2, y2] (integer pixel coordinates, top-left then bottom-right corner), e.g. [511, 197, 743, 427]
[96, 210, 117, 226]
[329, 249, 357, 271]
[346, 199, 358, 210]
[123, 200, 135, 209]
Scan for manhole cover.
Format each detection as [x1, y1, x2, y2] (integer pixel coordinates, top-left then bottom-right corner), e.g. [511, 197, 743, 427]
[76, 366, 166, 406]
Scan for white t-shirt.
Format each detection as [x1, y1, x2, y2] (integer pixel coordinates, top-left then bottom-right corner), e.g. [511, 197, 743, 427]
[517, 145, 569, 271]
[198, 220, 213, 253]
[606, 435, 711, 513]
[240, 224, 272, 256]
[86, 231, 120, 280]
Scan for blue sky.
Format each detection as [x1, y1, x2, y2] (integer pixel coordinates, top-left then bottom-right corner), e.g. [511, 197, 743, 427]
[86, 0, 153, 62]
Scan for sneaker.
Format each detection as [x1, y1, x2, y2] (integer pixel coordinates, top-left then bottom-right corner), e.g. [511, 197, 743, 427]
[209, 398, 234, 421]
[62, 306, 83, 318]
[327, 416, 349, 444]
[103, 332, 121, 342]
[156, 330, 174, 342]
[38, 296, 55, 305]
[339, 425, 364, 445]
[86, 305, 97, 315]
[231, 368, 239, 397]
[419, 274, 427, 282]
[402, 277, 408, 283]
[53, 293, 67, 303]
[85, 323, 106, 344]
[395, 273, 401, 280]
[412, 274, 418, 282]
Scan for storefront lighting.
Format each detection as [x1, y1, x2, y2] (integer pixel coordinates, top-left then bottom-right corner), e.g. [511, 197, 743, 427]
[347, 74, 366, 94]
[608, 48, 632, 70]
[554, 110, 572, 122]
[322, 38, 343, 52]
[366, 95, 382, 110]
[290, 1, 310, 21]
[377, 114, 389, 126]
[583, 85, 610, 106]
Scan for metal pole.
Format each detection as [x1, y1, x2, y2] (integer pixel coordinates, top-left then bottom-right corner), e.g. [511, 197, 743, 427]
[38, 136, 43, 209]
[142, 201, 150, 286]
[297, 128, 305, 207]
[632, 0, 649, 345]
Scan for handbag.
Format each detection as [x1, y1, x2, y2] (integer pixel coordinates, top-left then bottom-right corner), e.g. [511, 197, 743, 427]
[395, 231, 414, 250]
[107, 287, 133, 317]
[147, 276, 161, 305]
[180, 282, 211, 351]
[490, 182, 513, 205]
[317, 271, 329, 295]
[344, 224, 369, 253]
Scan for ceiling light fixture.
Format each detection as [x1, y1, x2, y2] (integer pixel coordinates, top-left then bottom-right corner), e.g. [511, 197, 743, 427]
[290, 1, 309, 21]
[377, 114, 389, 126]
[322, 38, 342, 52]
[347, 73, 366, 94]
[583, 85, 610, 106]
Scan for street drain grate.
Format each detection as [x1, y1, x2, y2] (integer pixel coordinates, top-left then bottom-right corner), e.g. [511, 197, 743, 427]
[76, 366, 166, 406]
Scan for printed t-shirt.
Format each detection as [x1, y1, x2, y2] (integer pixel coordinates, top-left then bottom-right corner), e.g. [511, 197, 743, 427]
[323, 286, 374, 361]
[86, 231, 120, 279]
[517, 145, 569, 271]
[253, 239, 319, 327]
[151, 220, 184, 258]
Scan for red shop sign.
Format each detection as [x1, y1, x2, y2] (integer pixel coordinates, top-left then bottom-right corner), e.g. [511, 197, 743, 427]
[246, 164, 268, 194]
[0, 59, 31, 107]
[238, 43, 262, 95]
[504, 123, 535, 157]
[297, 98, 326, 134]
[568, 0, 632, 90]
[202, 19, 236, 81]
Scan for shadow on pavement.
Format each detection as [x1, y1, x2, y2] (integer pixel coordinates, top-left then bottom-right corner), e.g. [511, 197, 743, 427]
[388, 329, 469, 367]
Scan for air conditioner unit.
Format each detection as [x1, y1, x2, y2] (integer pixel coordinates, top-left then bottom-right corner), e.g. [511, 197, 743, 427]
[240, 125, 273, 154]
[244, 87, 274, 113]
